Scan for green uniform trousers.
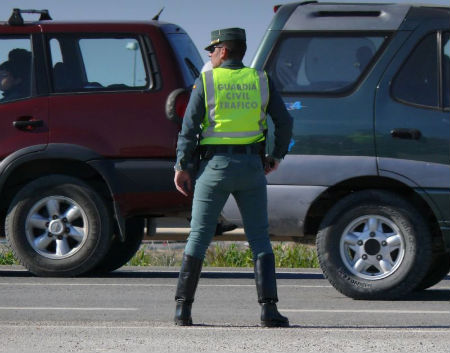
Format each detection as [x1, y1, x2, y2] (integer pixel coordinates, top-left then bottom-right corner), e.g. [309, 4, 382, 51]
[184, 153, 273, 260]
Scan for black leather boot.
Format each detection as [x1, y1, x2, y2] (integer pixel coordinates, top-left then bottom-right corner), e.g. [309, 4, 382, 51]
[254, 253, 289, 328]
[174, 254, 203, 326]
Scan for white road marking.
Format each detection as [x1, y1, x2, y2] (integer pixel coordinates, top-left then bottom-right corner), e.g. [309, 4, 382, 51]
[0, 282, 331, 288]
[0, 282, 447, 289]
[0, 306, 447, 315]
[0, 307, 137, 311]
[281, 309, 450, 314]
[0, 324, 447, 333]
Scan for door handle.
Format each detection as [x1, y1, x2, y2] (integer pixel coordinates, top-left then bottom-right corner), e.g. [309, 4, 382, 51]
[13, 119, 44, 130]
[390, 128, 421, 140]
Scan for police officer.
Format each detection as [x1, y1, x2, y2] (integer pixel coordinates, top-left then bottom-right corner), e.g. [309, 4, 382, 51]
[173, 28, 293, 327]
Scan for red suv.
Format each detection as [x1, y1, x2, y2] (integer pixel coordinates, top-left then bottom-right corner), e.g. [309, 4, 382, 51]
[0, 9, 201, 276]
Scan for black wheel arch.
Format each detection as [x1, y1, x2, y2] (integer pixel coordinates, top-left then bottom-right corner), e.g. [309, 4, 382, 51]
[303, 176, 444, 252]
[0, 143, 126, 240]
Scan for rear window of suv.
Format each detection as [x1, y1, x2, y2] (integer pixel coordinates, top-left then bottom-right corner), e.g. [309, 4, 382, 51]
[266, 33, 387, 94]
[165, 32, 203, 86]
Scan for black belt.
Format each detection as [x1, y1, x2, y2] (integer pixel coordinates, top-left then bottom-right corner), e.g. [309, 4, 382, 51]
[203, 143, 262, 156]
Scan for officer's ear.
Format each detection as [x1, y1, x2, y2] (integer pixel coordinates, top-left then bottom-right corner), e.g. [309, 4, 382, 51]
[219, 47, 229, 61]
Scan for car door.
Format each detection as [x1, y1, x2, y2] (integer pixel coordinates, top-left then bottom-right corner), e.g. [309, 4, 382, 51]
[44, 29, 192, 214]
[0, 28, 49, 161]
[46, 32, 179, 158]
[375, 23, 450, 223]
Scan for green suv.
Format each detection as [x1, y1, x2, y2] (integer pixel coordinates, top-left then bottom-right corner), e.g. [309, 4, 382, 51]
[222, 1, 450, 299]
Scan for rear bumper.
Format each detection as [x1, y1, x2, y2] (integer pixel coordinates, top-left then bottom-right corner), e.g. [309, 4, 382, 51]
[222, 184, 326, 237]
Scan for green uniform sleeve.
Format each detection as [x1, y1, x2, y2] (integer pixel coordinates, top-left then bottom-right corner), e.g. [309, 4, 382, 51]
[174, 77, 205, 171]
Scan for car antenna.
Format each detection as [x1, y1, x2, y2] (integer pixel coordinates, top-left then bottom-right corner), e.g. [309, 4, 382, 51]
[152, 7, 164, 21]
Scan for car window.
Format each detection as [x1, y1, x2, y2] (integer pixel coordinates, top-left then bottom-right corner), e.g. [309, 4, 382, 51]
[49, 35, 150, 92]
[265, 34, 386, 94]
[392, 33, 439, 109]
[166, 32, 203, 86]
[0, 36, 33, 102]
[443, 32, 449, 110]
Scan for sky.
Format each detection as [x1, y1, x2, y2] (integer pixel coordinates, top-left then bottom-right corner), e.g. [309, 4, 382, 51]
[0, 0, 448, 65]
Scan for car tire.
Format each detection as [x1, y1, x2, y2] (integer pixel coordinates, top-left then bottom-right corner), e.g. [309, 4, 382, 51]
[5, 174, 112, 277]
[89, 217, 145, 274]
[316, 190, 432, 300]
[414, 252, 450, 291]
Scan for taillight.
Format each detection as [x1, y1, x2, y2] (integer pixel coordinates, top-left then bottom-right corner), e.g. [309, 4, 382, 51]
[165, 88, 190, 124]
[274, 5, 282, 12]
[175, 92, 189, 119]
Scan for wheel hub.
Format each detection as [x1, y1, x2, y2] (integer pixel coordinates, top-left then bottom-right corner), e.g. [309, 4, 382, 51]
[48, 219, 65, 235]
[364, 238, 381, 256]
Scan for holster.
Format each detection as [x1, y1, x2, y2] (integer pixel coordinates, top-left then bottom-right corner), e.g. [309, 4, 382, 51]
[199, 145, 214, 160]
[192, 145, 201, 171]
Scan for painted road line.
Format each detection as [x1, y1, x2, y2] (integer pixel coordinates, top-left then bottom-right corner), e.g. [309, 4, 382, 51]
[0, 324, 448, 333]
[0, 282, 331, 288]
[0, 282, 447, 289]
[280, 309, 450, 314]
[0, 307, 138, 311]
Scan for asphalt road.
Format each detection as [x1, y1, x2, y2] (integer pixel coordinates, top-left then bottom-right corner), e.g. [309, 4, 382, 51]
[0, 265, 448, 352]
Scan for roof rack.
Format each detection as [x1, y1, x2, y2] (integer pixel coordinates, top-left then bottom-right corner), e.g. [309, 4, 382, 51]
[8, 8, 52, 26]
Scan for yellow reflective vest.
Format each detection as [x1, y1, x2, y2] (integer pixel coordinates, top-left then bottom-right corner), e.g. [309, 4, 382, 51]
[200, 67, 269, 145]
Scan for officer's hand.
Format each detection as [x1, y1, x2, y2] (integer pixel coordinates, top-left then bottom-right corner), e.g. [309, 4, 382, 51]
[174, 170, 192, 197]
[264, 156, 280, 175]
